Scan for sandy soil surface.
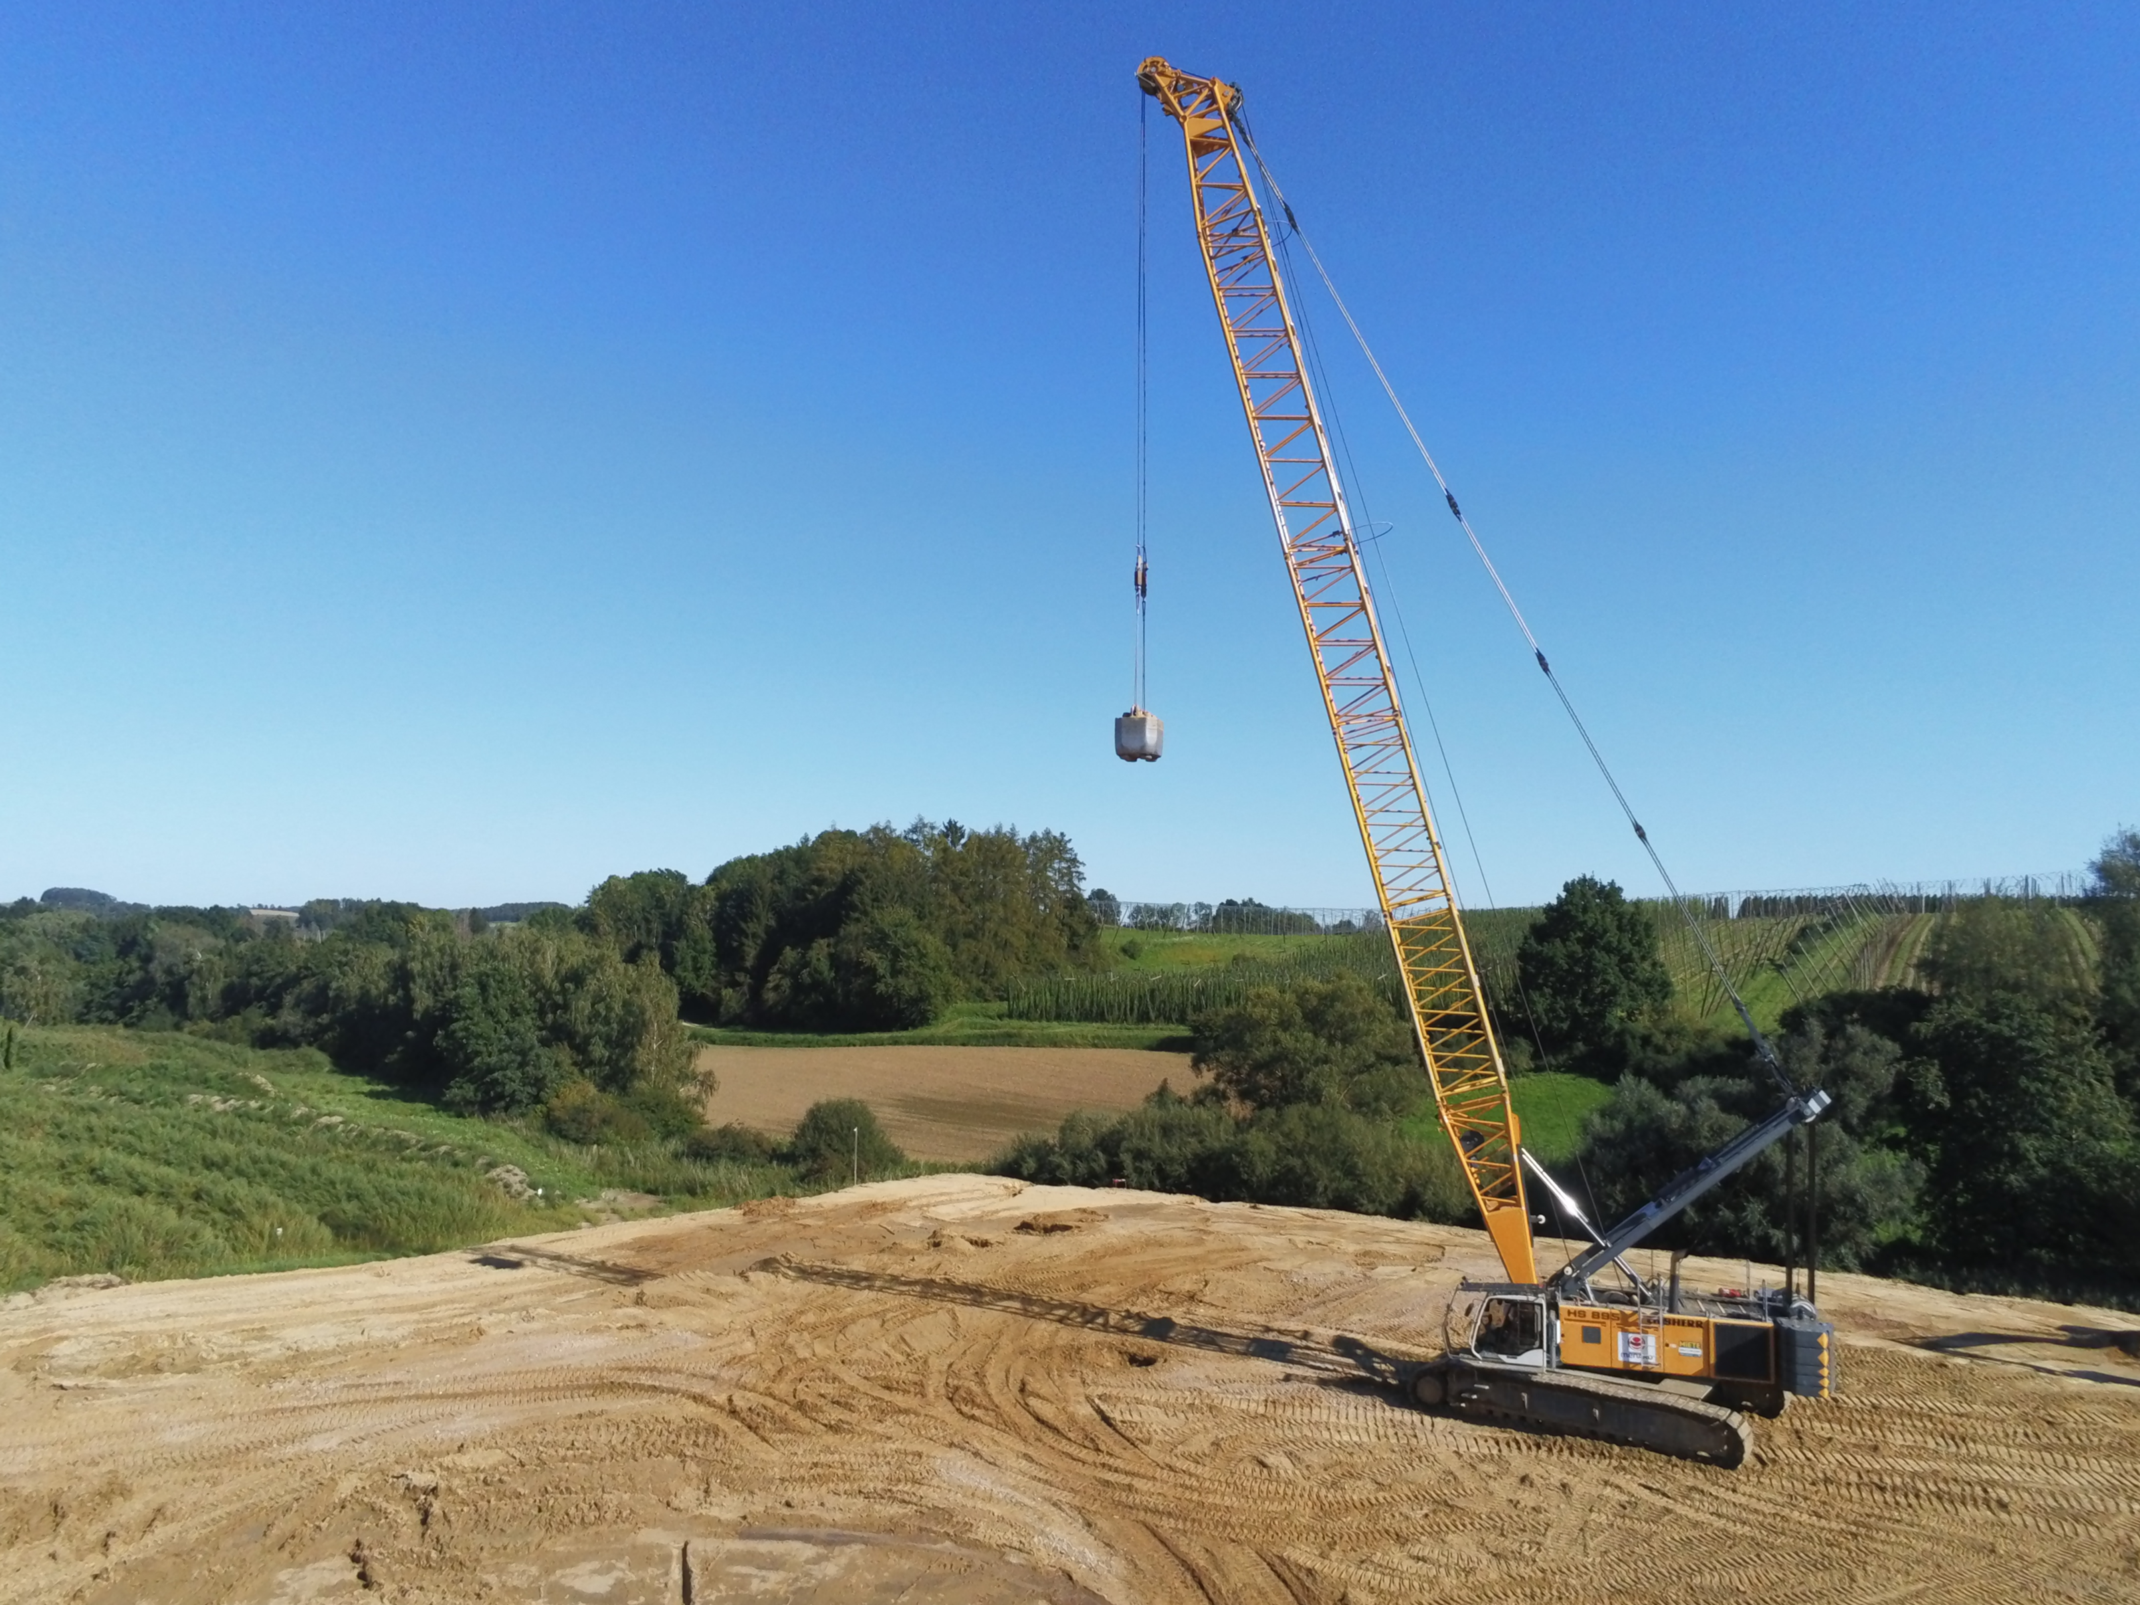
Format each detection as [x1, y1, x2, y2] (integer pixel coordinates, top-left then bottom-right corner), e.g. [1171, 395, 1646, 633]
[697, 1046, 1191, 1160]
[3, 1176, 2138, 1604]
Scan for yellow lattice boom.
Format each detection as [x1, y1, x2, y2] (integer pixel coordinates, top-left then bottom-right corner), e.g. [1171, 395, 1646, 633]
[1140, 56, 1537, 1285]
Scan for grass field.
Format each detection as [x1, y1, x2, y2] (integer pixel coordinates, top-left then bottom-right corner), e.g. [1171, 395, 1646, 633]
[0, 1025, 811, 1292]
[1399, 1072, 1613, 1168]
[1507, 1072, 1616, 1163]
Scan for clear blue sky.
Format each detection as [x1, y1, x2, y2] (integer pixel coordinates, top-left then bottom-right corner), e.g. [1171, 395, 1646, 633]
[3, 3, 2134, 911]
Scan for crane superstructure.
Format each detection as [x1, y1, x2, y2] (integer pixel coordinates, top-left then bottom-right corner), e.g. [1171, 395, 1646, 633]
[1140, 56, 1834, 1466]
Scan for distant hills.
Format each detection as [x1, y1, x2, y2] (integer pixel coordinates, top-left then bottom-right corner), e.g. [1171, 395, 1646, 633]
[25, 888, 565, 924]
[37, 887, 148, 916]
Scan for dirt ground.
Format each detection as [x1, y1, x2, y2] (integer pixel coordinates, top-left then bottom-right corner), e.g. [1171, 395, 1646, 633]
[3, 1176, 2138, 1604]
[696, 1046, 1191, 1160]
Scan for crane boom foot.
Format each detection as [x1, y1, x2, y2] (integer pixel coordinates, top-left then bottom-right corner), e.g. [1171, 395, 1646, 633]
[1413, 1359, 1752, 1468]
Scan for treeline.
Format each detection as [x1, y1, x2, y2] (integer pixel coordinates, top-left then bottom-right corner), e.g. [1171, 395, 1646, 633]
[587, 820, 1102, 1031]
[0, 899, 696, 1128]
[0, 820, 1104, 1130]
[1004, 829, 2140, 1303]
[1561, 834, 2140, 1300]
[1085, 894, 1346, 936]
[999, 971, 1472, 1220]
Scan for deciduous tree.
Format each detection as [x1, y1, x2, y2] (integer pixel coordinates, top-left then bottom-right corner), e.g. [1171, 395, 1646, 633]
[1516, 876, 1673, 1075]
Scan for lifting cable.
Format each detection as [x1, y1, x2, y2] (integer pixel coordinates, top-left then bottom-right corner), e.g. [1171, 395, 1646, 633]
[1235, 120, 1797, 1098]
[1132, 91, 1152, 714]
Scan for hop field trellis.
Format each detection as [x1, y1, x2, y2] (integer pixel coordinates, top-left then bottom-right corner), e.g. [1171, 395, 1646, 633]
[1086, 898, 1383, 936]
[1655, 877, 2097, 1027]
[1005, 934, 1405, 1025]
[1030, 877, 2098, 1030]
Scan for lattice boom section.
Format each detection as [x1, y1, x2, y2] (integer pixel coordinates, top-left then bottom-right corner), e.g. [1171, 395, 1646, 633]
[1142, 58, 1537, 1284]
[1393, 913, 1517, 1183]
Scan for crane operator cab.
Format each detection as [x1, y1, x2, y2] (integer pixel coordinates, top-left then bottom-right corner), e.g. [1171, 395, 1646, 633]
[1470, 1294, 1548, 1366]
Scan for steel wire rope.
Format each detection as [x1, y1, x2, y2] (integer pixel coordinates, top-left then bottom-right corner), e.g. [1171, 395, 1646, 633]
[1246, 122, 1473, 902]
[1241, 110, 1558, 1076]
[1275, 220, 1558, 1074]
[1235, 121, 1796, 1097]
[1133, 92, 1151, 713]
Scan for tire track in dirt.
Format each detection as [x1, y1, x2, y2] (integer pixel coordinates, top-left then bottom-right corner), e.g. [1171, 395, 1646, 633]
[2, 1176, 2137, 1603]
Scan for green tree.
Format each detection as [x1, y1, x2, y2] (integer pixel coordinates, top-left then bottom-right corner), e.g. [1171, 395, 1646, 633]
[833, 907, 957, 1029]
[0, 950, 78, 1026]
[1910, 996, 2139, 1280]
[906, 819, 1100, 993]
[1516, 876, 1673, 1075]
[759, 906, 955, 1031]
[701, 819, 1103, 1031]
[583, 870, 722, 1019]
[2088, 828, 2140, 1095]
[1190, 973, 1415, 1112]
[1571, 1015, 1924, 1272]
[437, 947, 563, 1112]
[549, 941, 694, 1096]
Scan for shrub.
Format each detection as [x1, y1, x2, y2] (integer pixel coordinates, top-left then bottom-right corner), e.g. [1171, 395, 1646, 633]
[787, 1098, 906, 1183]
[682, 1122, 780, 1164]
[995, 1084, 1470, 1224]
[998, 1090, 1244, 1195]
[543, 1080, 651, 1144]
[1238, 1102, 1470, 1219]
[619, 1076, 710, 1140]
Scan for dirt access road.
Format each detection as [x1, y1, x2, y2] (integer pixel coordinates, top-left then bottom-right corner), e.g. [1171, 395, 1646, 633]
[3, 1176, 2138, 1604]
[696, 1046, 1190, 1160]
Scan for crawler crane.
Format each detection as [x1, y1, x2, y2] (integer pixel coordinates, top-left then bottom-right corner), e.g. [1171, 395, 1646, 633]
[1139, 57, 1834, 1467]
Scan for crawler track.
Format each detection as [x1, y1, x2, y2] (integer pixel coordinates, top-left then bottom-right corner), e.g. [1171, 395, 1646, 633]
[1415, 1358, 1753, 1467]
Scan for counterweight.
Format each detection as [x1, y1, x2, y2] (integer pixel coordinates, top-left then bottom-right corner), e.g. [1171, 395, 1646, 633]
[1139, 58, 1536, 1285]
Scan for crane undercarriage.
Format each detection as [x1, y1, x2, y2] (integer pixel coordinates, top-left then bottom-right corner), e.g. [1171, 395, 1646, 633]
[1413, 1278, 1835, 1465]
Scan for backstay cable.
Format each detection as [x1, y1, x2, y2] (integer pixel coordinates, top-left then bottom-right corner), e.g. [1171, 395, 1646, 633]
[1235, 123, 1795, 1095]
[1256, 185, 1560, 1074]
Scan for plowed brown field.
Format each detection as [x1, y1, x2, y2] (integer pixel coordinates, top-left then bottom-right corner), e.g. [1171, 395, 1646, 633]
[696, 1046, 1190, 1160]
[3, 1176, 2137, 1604]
